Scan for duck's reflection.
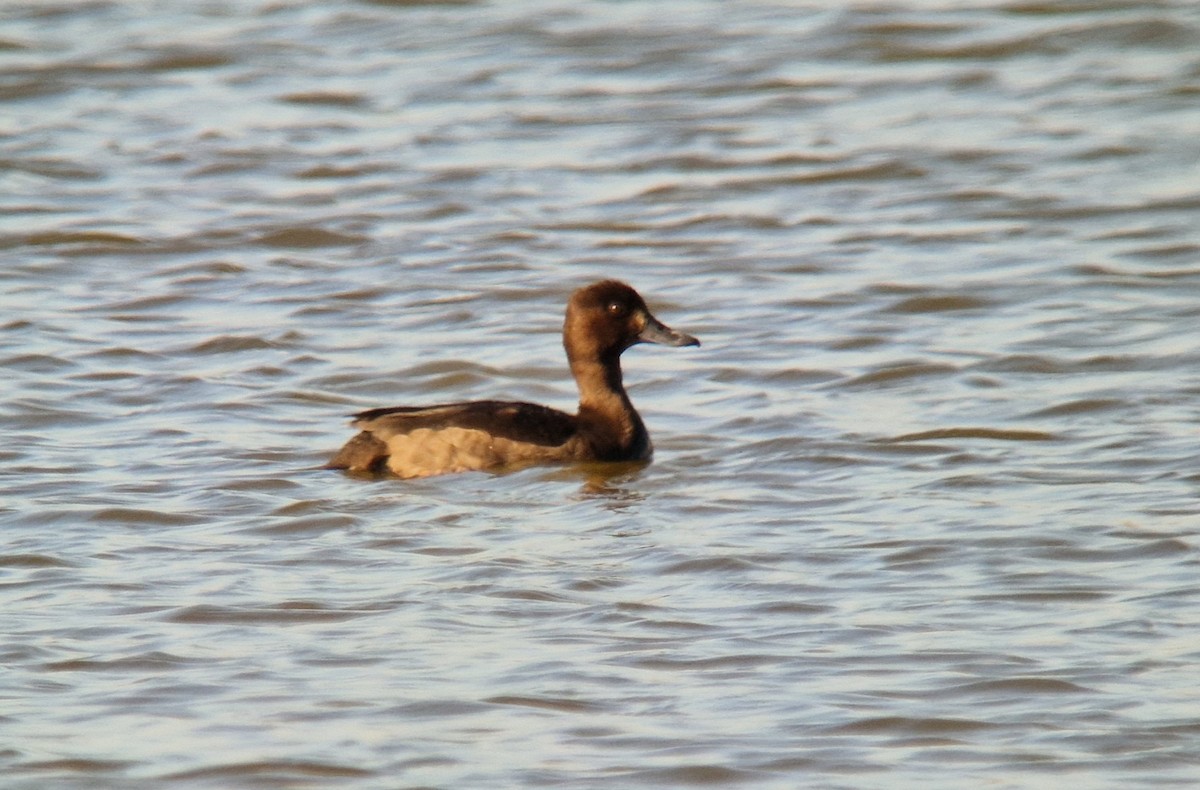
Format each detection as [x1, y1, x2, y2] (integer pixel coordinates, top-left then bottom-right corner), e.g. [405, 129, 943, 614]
[540, 460, 649, 506]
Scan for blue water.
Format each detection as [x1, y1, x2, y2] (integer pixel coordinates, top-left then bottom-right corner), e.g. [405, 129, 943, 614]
[2, 1, 1199, 788]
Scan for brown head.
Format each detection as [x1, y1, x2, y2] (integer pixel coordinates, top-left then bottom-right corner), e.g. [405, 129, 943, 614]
[563, 280, 699, 368]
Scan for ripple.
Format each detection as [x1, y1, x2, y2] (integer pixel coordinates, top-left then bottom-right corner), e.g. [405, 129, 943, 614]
[827, 716, 999, 736]
[187, 335, 278, 354]
[162, 760, 374, 782]
[15, 759, 135, 775]
[0, 554, 77, 569]
[43, 652, 198, 673]
[621, 765, 764, 785]
[885, 294, 993, 313]
[842, 362, 960, 388]
[1025, 398, 1124, 418]
[658, 556, 764, 575]
[22, 230, 142, 247]
[0, 159, 104, 182]
[165, 603, 378, 625]
[2, 353, 76, 374]
[485, 694, 606, 713]
[939, 677, 1091, 697]
[140, 47, 236, 72]
[280, 91, 371, 108]
[88, 508, 205, 527]
[880, 427, 1058, 443]
[255, 228, 370, 248]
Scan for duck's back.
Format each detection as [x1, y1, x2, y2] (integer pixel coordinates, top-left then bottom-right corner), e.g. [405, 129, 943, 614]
[326, 400, 579, 477]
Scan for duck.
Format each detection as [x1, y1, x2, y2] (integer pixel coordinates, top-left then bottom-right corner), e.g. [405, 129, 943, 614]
[326, 280, 700, 478]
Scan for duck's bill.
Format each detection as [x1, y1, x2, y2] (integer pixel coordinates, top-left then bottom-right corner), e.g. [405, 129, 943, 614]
[638, 314, 700, 347]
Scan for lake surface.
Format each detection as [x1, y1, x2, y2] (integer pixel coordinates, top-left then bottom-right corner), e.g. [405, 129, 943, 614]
[2, 1, 1199, 788]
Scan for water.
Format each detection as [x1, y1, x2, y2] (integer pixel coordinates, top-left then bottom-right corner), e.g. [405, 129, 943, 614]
[3, 1, 1199, 787]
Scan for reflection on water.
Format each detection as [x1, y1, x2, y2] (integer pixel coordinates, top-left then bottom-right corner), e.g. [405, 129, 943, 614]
[554, 461, 650, 505]
[3, 0, 1200, 788]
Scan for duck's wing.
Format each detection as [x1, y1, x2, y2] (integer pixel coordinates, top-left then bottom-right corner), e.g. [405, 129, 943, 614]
[353, 400, 578, 447]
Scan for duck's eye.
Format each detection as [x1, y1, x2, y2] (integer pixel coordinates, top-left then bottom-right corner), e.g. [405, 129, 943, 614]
[606, 301, 627, 317]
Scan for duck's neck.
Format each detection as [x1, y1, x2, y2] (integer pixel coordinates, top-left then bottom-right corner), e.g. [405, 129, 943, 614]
[570, 354, 648, 457]
[571, 351, 625, 405]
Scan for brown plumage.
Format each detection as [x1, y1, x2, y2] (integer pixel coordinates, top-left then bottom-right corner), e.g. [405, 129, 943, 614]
[326, 280, 700, 478]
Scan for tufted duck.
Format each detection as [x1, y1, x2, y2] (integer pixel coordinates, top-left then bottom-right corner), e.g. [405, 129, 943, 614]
[326, 280, 700, 478]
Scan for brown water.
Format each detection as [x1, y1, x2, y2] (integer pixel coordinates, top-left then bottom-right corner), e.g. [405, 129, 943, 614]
[3, 1, 1200, 788]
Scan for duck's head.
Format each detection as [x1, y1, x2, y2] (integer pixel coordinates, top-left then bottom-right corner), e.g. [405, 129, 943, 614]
[564, 280, 699, 364]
